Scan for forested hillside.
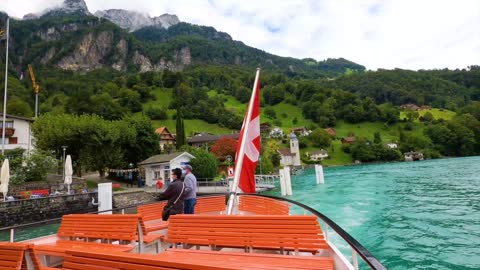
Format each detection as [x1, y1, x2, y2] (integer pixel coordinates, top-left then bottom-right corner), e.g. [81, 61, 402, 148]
[0, 9, 480, 167]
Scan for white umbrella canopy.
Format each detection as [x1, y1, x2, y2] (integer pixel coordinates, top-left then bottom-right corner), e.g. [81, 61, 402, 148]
[0, 159, 10, 201]
[64, 155, 73, 193]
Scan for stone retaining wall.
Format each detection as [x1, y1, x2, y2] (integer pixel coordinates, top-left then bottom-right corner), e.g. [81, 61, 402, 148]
[0, 191, 160, 228]
[0, 193, 98, 227]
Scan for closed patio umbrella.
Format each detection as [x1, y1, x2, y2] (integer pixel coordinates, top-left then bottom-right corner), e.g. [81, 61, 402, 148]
[64, 155, 73, 194]
[0, 159, 10, 201]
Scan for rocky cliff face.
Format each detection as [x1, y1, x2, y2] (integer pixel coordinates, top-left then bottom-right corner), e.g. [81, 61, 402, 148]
[132, 47, 191, 72]
[57, 31, 114, 71]
[94, 9, 180, 31]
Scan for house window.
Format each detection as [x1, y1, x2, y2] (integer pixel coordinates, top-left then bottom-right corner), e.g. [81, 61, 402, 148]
[154, 171, 162, 179]
[0, 121, 13, 128]
[0, 138, 9, 144]
[9, 137, 17, 144]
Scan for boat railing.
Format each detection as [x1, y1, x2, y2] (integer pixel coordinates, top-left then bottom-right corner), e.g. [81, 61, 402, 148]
[238, 193, 387, 270]
[0, 193, 223, 243]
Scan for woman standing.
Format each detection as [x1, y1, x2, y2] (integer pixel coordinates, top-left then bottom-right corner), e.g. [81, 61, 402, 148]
[159, 168, 185, 220]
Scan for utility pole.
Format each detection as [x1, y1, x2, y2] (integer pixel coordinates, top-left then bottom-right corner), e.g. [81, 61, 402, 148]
[1, 17, 9, 155]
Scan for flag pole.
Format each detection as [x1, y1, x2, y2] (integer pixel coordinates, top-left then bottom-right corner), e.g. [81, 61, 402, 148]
[226, 67, 260, 215]
[2, 17, 9, 156]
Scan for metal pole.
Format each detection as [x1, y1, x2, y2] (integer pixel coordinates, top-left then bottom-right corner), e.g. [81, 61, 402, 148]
[62, 146, 67, 182]
[34, 93, 38, 118]
[9, 228, 14, 242]
[2, 17, 9, 155]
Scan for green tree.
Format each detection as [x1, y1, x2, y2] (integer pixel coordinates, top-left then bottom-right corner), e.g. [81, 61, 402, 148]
[308, 128, 332, 148]
[145, 106, 168, 120]
[118, 89, 142, 112]
[176, 110, 186, 149]
[7, 97, 33, 117]
[189, 148, 218, 179]
[264, 107, 276, 119]
[405, 110, 419, 122]
[373, 132, 382, 144]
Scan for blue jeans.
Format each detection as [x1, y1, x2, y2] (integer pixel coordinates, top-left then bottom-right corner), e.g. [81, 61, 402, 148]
[184, 198, 197, 214]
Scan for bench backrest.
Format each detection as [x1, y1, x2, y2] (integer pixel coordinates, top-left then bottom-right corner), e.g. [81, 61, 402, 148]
[62, 249, 231, 270]
[195, 196, 226, 213]
[137, 201, 167, 222]
[0, 242, 29, 270]
[57, 214, 139, 242]
[238, 196, 290, 215]
[167, 215, 327, 251]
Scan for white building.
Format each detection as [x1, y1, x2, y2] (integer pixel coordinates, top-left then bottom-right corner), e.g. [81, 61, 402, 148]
[0, 114, 35, 153]
[139, 152, 195, 187]
[308, 149, 329, 161]
[386, 143, 398, 149]
[269, 127, 284, 138]
[278, 133, 301, 167]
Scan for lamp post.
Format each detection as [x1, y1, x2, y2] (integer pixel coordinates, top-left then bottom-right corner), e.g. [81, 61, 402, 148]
[259, 156, 262, 175]
[1, 17, 10, 156]
[61, 146, 67, 181]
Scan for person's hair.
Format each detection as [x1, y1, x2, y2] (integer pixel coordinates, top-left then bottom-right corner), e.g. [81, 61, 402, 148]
[171, 168, 182, 179]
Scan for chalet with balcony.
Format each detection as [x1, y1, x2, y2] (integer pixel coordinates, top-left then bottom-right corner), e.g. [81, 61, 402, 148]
[155, 126, 176, 151]
[0, 114, 34, 153]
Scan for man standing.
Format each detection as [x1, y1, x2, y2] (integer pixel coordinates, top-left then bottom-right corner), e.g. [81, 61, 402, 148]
[183, 165, 197, 214]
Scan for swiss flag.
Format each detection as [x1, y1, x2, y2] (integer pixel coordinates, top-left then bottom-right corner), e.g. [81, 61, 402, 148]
[235, 71, 261, 193]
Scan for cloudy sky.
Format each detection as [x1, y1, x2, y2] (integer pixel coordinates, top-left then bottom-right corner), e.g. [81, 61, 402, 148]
[2, 0, 480, 70]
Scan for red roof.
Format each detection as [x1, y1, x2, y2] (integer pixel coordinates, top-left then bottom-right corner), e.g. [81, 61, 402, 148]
[278, 148, 296, 156]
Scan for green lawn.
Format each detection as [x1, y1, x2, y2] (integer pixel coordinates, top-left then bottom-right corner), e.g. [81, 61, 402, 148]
[321, 140, 353, 166]
[334, 121, 399, 143]
[143, 88, 172, 108]
[399, 108, 456, 122]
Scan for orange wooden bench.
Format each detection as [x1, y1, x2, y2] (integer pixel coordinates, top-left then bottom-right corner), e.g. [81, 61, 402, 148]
[166, 215, 329, 254]
[0, 242, 30, 270]
[137, 201, 168, 233]
[239, 196, 290, 215]
[61, 248, 334, 270]
[195, 195, 226, 214]
[0, 242, 59, 270]
[32, 214, 161, 268]
[137, 196, 226, 233]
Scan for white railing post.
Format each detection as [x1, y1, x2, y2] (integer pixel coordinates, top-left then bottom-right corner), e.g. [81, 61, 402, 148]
[10, 228, 14, 242]
[352, 249, 359, 270]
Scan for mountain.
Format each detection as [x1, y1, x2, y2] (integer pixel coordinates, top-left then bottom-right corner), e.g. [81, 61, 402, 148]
[94, 10, 180, 32]
[23, 0, 91, 20]
[2, 0, 365, 75]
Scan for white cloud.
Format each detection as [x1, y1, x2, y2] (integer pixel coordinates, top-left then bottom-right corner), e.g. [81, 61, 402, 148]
[2, 0, 479, 70]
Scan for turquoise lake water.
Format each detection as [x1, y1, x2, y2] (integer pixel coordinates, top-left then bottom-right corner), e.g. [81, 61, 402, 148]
[266, 156, 480, 270]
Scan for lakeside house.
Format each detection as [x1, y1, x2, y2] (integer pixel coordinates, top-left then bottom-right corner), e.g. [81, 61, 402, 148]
[341, 136, 356, 144]
[139, 152, 195, 187]
[400, 104, 420, 111]
[290, 126, 311, 137]
[386, 143, 398, 149]
[0, 113, 35, 154]
[155, 126, 175, 151]
[188, 133, 239, 148]
[404, 151, 424, 161]
[260, 123, 271, 134]
[307, 149, 329, 161]
[324, 128, 336, 137]
[269, 127, 284, 138]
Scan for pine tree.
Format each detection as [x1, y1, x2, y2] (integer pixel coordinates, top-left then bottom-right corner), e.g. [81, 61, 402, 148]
[176, 109, 186, 149]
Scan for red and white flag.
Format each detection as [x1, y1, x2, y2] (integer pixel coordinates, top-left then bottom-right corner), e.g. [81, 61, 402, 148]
[235, 69, 261, 193]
